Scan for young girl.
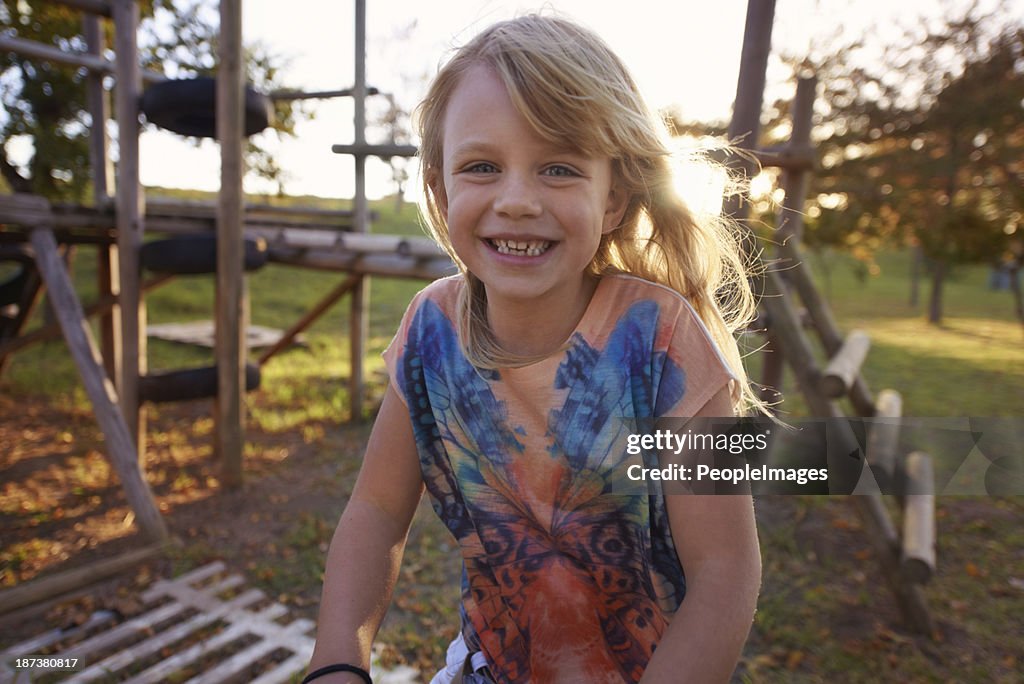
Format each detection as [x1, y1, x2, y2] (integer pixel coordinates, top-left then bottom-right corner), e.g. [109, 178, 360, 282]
[306, 14, 761, 684]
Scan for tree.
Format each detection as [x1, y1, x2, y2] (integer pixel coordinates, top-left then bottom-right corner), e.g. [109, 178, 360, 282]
[0, 0, 306, 201]
[775, 7, 1024, 323]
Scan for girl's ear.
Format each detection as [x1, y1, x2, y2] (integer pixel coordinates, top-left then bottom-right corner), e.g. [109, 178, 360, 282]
[427, 167, 449, 221]
[602, 180, 629, 234]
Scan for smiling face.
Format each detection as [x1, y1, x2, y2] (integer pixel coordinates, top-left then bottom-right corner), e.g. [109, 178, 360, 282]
[431, 64, 627, 314]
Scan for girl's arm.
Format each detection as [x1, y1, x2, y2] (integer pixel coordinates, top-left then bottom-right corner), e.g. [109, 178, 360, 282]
[640, 385, 762, 683]
[306, 384, 425, 683]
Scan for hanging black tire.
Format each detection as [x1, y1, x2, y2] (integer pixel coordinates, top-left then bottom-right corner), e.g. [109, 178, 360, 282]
[140, 234, 268, 275]
[138, 362, 261, 404]
[140, 77, 273, 139]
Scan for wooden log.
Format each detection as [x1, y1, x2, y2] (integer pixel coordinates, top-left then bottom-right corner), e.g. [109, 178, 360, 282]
[721, 0, 776, 220]
[331, 142, 418, 158]
[751, 144, 815, 172]
[776, 76, 817, 244]
[29, 228, 167, 543]
[349, 0, 370, 423]
[866, 389, 902, 490]
[0, 33, 163, 83]
[258, 274, 361, 365]
[217, 0, 246, 489]
[901, 451, 936, 584]
[777, 239, 876, 416]
[820, 329, 871, 398]
[113, 0, 146, 452]
[851, 494, 935, 635]
[266, 247, 455, 280]
[0, 544, 165, 616]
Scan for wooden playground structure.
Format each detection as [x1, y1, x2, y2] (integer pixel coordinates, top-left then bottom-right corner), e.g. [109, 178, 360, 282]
[0, 0, 940, 677]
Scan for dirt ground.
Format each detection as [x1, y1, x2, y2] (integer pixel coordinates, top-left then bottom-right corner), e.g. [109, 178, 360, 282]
[1, 391, 1022, 682]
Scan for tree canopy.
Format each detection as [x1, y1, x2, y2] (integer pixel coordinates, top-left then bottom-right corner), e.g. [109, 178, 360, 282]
[0, 0, 306, 200]
[762, 6, 1024, 321]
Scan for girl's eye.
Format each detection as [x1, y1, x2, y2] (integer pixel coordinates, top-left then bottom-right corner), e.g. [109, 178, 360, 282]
[465, 162, 498, 174]
[543, 165, 579, 177]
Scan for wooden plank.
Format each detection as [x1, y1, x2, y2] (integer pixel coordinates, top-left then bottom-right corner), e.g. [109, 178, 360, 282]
[901, 451, 936, 584]
[70, 589, 264, 682]
[29, 228, 167, 543]
[121, 603, 287, 684]
[0, 544, 164, 616]
[0, 610, 116, 663]
[820, 329, 871, 398]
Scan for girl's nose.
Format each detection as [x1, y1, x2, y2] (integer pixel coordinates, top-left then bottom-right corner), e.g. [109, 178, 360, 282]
[493, 174, 542, 218]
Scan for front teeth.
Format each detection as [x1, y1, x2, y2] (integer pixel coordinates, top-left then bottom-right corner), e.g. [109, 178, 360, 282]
[491, 239, 551, 256]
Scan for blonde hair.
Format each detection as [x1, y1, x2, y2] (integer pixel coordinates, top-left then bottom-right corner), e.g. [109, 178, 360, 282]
[415, 14, 762, 415]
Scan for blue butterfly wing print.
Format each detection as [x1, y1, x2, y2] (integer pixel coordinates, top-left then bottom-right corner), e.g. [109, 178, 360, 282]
[544, 300, 689, 679]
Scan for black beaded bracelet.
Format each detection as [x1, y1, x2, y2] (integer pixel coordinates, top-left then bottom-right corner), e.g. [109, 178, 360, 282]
[301, 663, 372, 684]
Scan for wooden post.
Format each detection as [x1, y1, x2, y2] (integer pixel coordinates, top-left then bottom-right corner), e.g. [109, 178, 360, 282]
[30, 228, 167, 543]
[349, 0, 369, 422]
[776, 76, 816, 243]
[111, 0, 145, 454]
[84, 12, 121, 385]
[217, 0, 246, 489]
[820, 329, 871, 398]
[761, 76, 816, 404]
[722, 0, 776, 221]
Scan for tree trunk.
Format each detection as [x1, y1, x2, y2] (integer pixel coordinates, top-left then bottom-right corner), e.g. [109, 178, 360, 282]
[927, 258, 946, 325]
[909, 245, 923, 308]
[1009, 264, 1023, 325]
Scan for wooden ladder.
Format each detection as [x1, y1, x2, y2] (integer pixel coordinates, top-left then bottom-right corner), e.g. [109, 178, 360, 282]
[757, 238, 937, 635]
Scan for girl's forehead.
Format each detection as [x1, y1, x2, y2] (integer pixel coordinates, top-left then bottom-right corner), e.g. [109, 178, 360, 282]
[441, 64, 598, 157]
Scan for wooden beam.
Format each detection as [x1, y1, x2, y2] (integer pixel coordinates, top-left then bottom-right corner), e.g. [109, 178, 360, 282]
[0, 33, 164, 83]
[901, 451, 936, 584]
[0, 274, 173, 358]
[258, 274, 361, 366]
[331, 142, 419, 158]
[216, 0, 246, 489]
[29, 228, 167, 543]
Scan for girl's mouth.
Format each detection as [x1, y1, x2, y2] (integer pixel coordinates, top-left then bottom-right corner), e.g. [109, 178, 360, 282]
[486, 238, 553, 257]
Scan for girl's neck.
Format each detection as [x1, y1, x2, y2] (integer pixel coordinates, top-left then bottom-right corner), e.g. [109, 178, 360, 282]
[485, 275, 600, 359]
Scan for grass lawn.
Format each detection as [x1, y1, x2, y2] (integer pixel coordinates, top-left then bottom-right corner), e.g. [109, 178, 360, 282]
[1, 196, 1021, 681]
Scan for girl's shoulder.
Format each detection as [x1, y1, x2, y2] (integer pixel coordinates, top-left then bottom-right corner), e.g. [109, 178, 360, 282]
[599, 273, 701, 322]
[406, 273, 465, 314]
[598, 273, 733, 373]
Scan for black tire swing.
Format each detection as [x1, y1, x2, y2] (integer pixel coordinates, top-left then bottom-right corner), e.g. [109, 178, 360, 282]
[140, 76, 273, 139]
[135, 77, 271, 404]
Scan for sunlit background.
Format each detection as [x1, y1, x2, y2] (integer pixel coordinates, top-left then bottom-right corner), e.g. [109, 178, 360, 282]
[4, 0, 1019, 214]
